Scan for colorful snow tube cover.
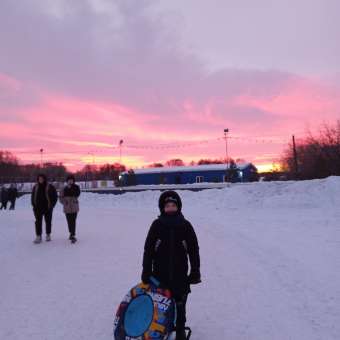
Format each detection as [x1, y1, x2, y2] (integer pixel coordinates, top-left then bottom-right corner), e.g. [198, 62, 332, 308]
[114, 281, 176, 340]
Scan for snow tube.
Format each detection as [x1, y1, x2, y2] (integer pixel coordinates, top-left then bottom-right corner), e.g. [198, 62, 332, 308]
[113, 278, 176, 340]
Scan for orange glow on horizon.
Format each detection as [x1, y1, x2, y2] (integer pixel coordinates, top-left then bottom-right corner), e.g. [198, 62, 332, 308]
[256, 163, 281, 173]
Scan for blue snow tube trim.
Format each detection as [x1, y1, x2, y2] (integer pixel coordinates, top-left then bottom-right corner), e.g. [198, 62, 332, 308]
[124, 294, 154, 337]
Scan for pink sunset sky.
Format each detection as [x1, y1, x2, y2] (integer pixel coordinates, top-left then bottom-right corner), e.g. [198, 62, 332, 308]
[0, 0, 339, 172]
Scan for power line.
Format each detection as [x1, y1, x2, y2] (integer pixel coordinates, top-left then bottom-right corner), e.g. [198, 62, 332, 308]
[4, 134, 292, 158]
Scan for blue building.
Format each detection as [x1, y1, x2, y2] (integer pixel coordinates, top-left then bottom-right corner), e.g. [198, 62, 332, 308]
[119, 163, 258, 186]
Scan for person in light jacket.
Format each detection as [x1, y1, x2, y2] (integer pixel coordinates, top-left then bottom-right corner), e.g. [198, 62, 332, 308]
[60, 175, 81, 243]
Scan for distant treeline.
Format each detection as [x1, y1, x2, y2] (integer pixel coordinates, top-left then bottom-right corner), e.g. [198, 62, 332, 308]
[0, 154, 126, 183]
[0, 153, 242, 184]
[2, 121, 339, 183]
[0, 151, 68, 183]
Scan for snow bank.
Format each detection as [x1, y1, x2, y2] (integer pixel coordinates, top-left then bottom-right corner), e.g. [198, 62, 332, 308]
[1, 177, 339, 339]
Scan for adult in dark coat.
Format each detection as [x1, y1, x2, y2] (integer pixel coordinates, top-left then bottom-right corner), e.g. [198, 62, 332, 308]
[59, 175, 81, 243]
[31, 174, 58, 243]
[8, 184, 18, 210]
[142, 190, 201, 340]
[0, 186, 9, 210]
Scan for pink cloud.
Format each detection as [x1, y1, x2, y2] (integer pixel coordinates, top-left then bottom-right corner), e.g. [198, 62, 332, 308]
[1, 73, 339, 171]
[1, 0, 339, 173]
[0, 73, 21, 94]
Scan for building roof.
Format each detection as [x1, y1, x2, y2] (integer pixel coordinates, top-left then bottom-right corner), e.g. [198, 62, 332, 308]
[122, 163, 254, 175]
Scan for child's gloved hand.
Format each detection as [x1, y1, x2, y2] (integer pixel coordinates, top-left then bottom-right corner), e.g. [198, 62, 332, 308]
[188, 271, 201, 284]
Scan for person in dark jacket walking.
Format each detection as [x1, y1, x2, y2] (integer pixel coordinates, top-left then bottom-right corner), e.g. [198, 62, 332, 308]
[8, 184, 18, 210]
[59, 175, 81, 243]
[31, 174, 58, 244]
[0, 186, 9, 210]
[142, 191, 201, 340]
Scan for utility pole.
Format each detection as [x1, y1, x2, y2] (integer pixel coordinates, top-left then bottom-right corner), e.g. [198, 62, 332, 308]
[39, 148, 44, 168]
[224, 128, 229, 166]
[292, 135, 299, 179]
[119, 139, 124, 164]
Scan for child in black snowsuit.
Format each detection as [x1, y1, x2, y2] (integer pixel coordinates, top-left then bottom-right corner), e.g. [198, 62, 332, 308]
[142, 191, 201, 340]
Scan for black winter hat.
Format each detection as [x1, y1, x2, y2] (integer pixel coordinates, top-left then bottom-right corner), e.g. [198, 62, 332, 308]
[66, 174, 76, 182]
[37, 173, 47, 182]
[158, 190, 182, 214]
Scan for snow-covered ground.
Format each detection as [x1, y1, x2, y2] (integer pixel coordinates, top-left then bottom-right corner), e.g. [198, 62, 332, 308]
[1, 177, 339, 340]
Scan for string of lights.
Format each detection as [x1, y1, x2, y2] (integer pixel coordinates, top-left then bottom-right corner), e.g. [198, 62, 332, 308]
[8, 134, 292, 157]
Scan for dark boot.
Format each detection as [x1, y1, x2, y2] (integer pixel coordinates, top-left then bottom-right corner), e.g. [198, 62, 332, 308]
[176, 329, 187, 340]
[70, 235, 77, 244]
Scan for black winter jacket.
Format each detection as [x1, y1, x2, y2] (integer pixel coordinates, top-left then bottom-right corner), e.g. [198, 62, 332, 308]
[7, 188, 18, 201]
[1, 188, 8, 203]
[31, 183, 58, 212]
[142, 213, 200, 296]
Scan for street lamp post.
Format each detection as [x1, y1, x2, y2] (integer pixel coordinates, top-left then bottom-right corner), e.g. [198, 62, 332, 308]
[224, 128, 229, 166]
[119, 139, 124, 164]
[39, 148, 44, 168]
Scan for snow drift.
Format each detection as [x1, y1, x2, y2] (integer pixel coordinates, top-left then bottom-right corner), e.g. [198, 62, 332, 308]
[1, 177, 339, 340]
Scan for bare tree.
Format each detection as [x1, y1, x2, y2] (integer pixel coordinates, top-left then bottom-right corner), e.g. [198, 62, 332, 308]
[165, 159, 185, 167]
[281, 121, 340, 179]
[147, 163, 164, 168]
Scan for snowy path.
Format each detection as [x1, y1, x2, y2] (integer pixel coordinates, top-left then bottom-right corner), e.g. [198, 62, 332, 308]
[1, 178, 339, 340]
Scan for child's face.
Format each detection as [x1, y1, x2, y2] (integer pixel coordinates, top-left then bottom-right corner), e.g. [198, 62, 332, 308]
[164, 202, 178, 214]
